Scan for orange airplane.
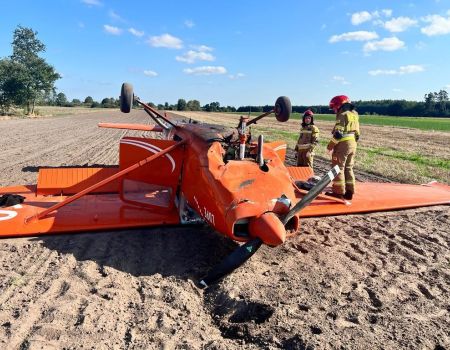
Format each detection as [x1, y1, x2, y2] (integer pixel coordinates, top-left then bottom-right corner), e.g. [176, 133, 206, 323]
[1, 83, 449, 287]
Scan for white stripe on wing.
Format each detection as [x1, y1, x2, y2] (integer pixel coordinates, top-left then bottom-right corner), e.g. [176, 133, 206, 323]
[120, 139, 176, 172]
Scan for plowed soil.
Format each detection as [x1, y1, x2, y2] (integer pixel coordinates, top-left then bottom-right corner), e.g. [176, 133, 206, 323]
[0, 110, 449, 349]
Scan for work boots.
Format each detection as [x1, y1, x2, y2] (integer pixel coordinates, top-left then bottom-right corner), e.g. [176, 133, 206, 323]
[343, 192, 353, 200]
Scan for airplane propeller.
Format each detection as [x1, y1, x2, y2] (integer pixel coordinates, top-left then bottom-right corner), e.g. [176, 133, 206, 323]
[282, 165, 340, 225]
[199, 237, 263, 288]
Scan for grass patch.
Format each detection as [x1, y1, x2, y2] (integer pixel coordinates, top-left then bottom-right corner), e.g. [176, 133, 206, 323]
[253, 127, 298, 143]
[292, 113, 450, 132]
[362, 147, 450, 170]
[231, 112, 450, 131]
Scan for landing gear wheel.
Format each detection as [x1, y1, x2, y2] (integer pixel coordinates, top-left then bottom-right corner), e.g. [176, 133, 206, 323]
[120, 83, 134, 113]
[274, 96, 291, 122]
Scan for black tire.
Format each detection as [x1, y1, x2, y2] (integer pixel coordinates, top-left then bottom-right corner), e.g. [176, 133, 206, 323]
[274, 96, 291, 122]
[120, 83, 133, 113]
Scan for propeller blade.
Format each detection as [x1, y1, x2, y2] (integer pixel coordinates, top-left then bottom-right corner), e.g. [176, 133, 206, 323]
[199, 237, 263, 288]
[283, 165, 340, 225]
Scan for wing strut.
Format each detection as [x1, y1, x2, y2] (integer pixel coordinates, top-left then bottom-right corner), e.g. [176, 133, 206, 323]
[283, 165, 340, 225]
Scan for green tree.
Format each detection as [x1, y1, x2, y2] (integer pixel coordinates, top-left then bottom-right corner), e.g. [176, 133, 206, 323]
[72, 98, 81, 106]
[177, 98, 187, 111]
[424, 92, 436, 112]
[437, 89, 448, 113]
[209, 102, 220, 112]
[101, 97, 112, 107]
[2, 26, 61, 114]
[56, 92, 67, 106]
[84, 96, 94, 105]
[186, 99, 201, 111]
[0, 59, 21, 113]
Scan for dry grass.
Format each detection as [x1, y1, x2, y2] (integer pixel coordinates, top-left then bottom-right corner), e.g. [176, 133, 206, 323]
[0, 106, 108, 119]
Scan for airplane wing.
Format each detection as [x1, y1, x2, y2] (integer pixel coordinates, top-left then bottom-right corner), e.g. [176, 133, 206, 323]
[287, 166, 450, 217]
[0, 184, 180, 238]
[299, 181, 450, 217]
[0, 137, 184, 238]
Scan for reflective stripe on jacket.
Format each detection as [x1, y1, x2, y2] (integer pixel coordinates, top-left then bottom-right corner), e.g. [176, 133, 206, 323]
[297, 125, 319, 150]
[329, 110, 360, 145]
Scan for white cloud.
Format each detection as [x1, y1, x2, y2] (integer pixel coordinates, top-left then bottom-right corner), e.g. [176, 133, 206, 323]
[351, 9, 392, 25]
[399, 65, 424, 73]
[103, 25, 122, 35]
[191, 45, 213, 52]
[329, 31, 378, 43]
[109, 10, 124, 22]
[368, 64, 425, 76]
[363, 37, 405, 52]
[81, 0, 102, 6]
[229, 73, 245, 80]
[148, 34, 183, 49]
[368, 69, 397, 76]
[351, 11, 372, 25]
[128, 28, 144, 37]
[445, 84, 450, 89]
[421, 14, 450, 36]
[332, 76, 351, 85]
[183, 66, 227, 75]
[384, 16, 417, 32]
[176, 50, 215, 64]
[392, 88, 403, 92]
[143, 70, 158, 77]
[184, 20, 195, 28]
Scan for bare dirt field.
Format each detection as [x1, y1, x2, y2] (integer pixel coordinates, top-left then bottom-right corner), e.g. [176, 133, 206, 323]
[0, 110, 449, 349]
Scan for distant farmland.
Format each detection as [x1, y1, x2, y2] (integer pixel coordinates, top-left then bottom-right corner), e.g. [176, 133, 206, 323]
[233, 112, 450, 132]
[291, 113, 450, 132]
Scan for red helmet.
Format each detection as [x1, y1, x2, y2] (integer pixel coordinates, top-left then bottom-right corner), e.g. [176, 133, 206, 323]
[329, 95, 350, 112]
[303, 109, 314, 117]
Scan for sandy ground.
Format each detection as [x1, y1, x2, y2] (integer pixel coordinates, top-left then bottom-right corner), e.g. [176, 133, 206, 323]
[0, 110, 449, 349]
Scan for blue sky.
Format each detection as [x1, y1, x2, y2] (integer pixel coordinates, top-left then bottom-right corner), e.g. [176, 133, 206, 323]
[1, 0, 450, 106]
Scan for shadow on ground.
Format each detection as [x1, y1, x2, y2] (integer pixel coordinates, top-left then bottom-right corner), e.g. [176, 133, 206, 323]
[32, 225, 238, 283]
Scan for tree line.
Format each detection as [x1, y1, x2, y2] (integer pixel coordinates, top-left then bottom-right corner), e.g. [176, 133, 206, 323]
[237, 91, 450, 118]
[38, 94, 238, 112]
[39, 92, 450, 117]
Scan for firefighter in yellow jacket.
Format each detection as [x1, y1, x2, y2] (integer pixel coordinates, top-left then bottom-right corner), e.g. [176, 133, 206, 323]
[295, 109, 319, 168]
[326, 95, 360, 200]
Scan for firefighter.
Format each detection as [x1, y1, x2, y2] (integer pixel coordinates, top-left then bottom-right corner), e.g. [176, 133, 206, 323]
[295, 109, 319, 168]
[326, 95, 360, 200]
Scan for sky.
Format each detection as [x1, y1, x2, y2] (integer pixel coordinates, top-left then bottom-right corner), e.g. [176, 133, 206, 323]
[1, 0, 450, 107]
